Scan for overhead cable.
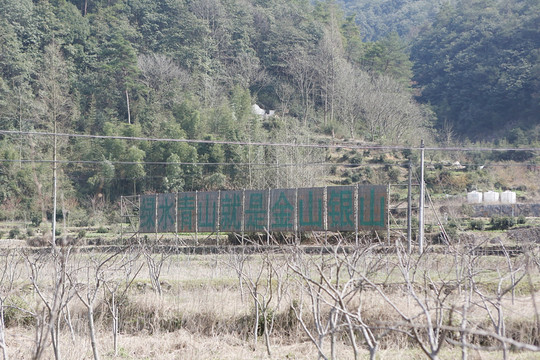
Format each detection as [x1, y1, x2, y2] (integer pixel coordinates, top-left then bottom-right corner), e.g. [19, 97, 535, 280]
[2, 129, 540, 152]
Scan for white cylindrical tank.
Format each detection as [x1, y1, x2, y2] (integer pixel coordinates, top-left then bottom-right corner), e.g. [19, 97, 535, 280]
[467, 191, 483, 204]
[501, 190, 517, 204]
[483, 191, 500, 203]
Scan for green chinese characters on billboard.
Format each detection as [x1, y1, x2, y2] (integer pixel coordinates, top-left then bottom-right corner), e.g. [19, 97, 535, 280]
[220, 191, 243, 232]
[137, 185, 387, 233]
[198, 192, 219, 232]
[327, 186, 355, 231]
[244, 190, 268, 232]
[358, 185, 386, 229]
[269, 189, 296, 231]
[177, 192, 196, 232]
[139, 195, 157, 233]
[297, 188, 324, 231]
[157, 193, 176, 233]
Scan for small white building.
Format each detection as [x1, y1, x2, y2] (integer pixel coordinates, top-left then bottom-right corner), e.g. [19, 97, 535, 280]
[252, 104, 276, 117]
[467, 191, 483, 204]
[483, 191, 500, 203]
[501, 190, 517, 204]
[251, 104, 266, 116]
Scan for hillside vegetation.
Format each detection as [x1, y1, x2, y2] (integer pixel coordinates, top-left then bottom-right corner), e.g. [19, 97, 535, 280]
[412, 0, 540, 138]
[342, 0, 540, 139]
[0, 0, 538, 223]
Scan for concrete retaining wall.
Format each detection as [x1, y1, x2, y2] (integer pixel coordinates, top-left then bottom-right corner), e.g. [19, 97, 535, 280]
[472, 204, 540, 217]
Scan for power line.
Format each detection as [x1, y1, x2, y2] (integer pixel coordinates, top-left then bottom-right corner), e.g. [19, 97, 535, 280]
[2, 129, 540, 152]
[0, 158, 331, 167]
[1, 158, 538, 169]
[0, 129, 390, 150]
[424, 146, 539, 152]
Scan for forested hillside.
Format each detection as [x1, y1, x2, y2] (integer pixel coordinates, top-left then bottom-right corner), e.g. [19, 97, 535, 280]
[0, 0, 538, 223]
[0, 0, 430, 221]
[338, 0, 451, 41]
[412, 0, 540, 138]
[342, 0, 540, 140]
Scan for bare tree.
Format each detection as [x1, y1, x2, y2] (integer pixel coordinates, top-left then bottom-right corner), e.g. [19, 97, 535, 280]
[190, 0, 228, 52]
[249, 122, 327, 190]
[32, 41, 73, 226]
[349, 243, 456, 360]
[68, 248, 129, 360]
[287, 243, 342, 360]
[274, 80, 294, 118]
[358, 74, 429, 144]
[470, 246, 526, 360]
[315, 15, 344, 126]
[103, 247, 143, 356]
[139, 237, 172, 297]
[227, 240, 290, 356]
[26, 247, 74, 360]
[331, 241, 391, 360]
[0, 250, 25, 360]
[225, 51, 266, 89]
[288, 236, 391, 360]
[138, 53, 190, 107]
[285, 48, 317, 126]
[334, 63, 367, 139]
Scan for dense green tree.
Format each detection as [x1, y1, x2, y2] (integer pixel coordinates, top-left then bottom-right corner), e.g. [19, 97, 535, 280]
[0, 17, 32, 82]
[96, 32, 141, 123]
[0, 0, 444, 217]
[87, 158, 115, 200]
[412, 0, 540, 137]
[230, 86, 252, 126]
[0, 144, 31, 218]
[198, 137, 224, 174]
[163, 153, 185, 192]
[340, 14, 363, 64]
[173, 101, 202, 140]
[178, 144, 201, 191]
[339, 0, 446, 41]
[360, 32, 413, 84]
[251, 0, 322, 107]
[119, 145, 146, 195]
[53, 0, 90, 61]
[127, 0, 207, 66]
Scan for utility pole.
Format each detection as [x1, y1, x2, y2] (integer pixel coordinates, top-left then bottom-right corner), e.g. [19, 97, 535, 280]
[387, 183, 391, 245]
[407, 160, 412, 254]
[418, 139, 425, 254]
[52, 119, 57, 250]
[126, 89, 131, 124]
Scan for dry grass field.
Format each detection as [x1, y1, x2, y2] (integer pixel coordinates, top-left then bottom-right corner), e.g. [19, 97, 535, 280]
[1, 238, 540, 360]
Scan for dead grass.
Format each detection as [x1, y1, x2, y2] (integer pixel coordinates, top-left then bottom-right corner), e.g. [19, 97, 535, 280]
[7, 327, 540, 360]
[1, 249, 539, 359]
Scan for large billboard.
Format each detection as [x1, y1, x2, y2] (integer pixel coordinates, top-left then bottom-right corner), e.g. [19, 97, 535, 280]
[139, 185, 386, 233]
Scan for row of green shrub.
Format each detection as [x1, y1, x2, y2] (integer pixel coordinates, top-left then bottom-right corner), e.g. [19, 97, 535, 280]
[0, 226, 109, 240]
[469, 215, 527, 231]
